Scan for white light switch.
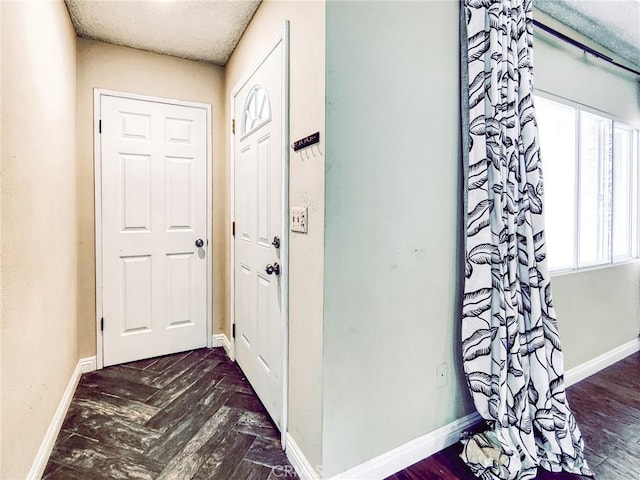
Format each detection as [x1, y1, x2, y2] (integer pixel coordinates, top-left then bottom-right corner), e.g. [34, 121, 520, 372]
[290, 207, 308, 233]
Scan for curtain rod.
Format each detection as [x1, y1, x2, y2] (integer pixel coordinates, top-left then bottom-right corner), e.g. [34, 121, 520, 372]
[532, 19, 640, 77]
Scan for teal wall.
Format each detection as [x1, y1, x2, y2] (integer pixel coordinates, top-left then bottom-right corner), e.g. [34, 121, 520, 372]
[324, 1, 471, 476]
[321, 3, 640, 477]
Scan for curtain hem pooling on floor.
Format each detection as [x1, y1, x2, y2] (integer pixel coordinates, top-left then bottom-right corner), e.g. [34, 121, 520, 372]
[459, 1, 593, 479]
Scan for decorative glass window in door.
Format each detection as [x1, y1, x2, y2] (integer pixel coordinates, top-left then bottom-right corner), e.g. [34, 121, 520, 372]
[242, 85, 271, 136]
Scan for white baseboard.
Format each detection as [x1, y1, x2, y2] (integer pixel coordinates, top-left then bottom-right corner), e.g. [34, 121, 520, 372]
[565, 337, 640, 387]
[212, 333, 234, 360]
[286, 434, 321, 480]
[79, 356, 97, 373]
[25, 337, 638, 480]
[26, 357, 88, 479]
[324, 337, 640, 480]
[327, 411, 481, 480]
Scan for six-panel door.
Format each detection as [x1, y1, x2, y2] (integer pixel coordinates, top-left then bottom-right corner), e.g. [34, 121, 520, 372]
[101, 95, 208, 367]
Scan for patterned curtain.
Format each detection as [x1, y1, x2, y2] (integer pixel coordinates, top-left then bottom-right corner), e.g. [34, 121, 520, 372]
[459, 1, 592, 479]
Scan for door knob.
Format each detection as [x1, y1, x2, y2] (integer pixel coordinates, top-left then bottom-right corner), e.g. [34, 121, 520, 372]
[272, 236, 281, 249]
[195, 238, 204, 248]
[265, 263, 280, 276]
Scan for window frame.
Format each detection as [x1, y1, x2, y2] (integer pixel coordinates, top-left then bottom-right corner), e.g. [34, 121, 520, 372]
[612, 123, 636, 261]
[534, 90, 640, 275]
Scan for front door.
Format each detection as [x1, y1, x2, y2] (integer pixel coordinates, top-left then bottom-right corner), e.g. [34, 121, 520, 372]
[233, 29, 287, 430]
[100, 93, 208, 367]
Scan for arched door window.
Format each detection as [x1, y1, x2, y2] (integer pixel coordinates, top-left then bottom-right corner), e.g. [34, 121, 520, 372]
[242, 85, 271, 136]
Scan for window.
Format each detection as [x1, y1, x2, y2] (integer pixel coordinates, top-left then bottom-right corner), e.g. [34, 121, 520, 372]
[535, 95, 639, 272]
[242, 85, 271, 136]
[578, 112, 611, 266]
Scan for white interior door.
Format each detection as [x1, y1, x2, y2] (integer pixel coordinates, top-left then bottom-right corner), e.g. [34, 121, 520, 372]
[100, 94, 208, 367]
[233, 31, 287, 430]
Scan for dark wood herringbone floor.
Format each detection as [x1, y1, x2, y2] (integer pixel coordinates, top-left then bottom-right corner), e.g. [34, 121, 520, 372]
[45, 348, 639, 479]
[387, 351, 640, 480]
[44, 348, 297, 480]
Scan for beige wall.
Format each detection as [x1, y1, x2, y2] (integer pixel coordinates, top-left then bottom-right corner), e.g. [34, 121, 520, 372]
[0, 1, 4, 472]
[224, 0, 326, 469]
[76, 39, 226, 357]
[1, 1, 78, 478]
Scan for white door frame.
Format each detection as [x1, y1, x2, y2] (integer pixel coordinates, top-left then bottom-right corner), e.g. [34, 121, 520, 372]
[230, 22, 290, 446]
[94, 89, 213, 370]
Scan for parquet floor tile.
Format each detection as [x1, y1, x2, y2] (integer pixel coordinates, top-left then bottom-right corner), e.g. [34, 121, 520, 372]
[44, 348, 297, 480]
[45, 349, 639, 479]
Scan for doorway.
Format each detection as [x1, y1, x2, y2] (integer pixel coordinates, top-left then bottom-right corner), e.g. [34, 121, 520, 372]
[95, 90, 212, 368]
[231, 23, 289, 436]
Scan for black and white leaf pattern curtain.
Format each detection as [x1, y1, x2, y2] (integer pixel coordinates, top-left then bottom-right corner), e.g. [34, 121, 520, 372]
[460, 0, 592, 479]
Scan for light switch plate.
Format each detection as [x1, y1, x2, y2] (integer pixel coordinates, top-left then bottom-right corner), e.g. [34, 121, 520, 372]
[290, 207, 308, 233]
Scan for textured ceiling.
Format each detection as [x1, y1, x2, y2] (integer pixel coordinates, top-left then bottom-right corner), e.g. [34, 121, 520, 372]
[536, 0, 640, 71]
[65, 0, 261, 65]
[65, 0, 639, 70]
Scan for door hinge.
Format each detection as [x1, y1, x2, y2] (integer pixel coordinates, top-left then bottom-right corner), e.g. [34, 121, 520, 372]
[232, 221, 235, 237]
[232, 324, 236, 339]
[232, 118, 235, 135]
[99, 119, 102, 134]
[100, 317, 104, 331]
